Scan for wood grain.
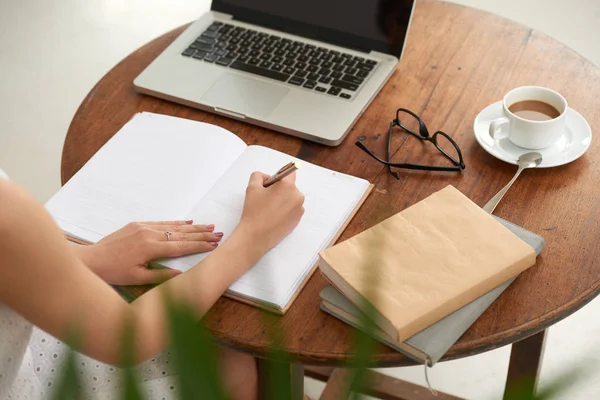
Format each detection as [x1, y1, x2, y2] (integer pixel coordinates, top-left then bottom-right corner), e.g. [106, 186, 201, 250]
[62, 0, 600, 367]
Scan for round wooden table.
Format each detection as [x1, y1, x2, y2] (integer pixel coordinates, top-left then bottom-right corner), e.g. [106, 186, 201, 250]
[61, 0, 600, 398]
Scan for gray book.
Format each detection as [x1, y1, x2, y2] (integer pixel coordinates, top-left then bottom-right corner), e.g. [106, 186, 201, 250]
[319, 216, 545, 366]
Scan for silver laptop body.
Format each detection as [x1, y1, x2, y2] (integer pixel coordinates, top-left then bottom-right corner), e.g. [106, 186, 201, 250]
[134, 0, 416, 146]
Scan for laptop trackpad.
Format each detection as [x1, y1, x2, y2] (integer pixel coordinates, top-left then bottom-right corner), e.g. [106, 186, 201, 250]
[201, 73, 289, 119]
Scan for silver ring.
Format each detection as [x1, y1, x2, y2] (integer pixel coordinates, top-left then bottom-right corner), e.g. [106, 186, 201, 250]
[164, 231, 172, 241]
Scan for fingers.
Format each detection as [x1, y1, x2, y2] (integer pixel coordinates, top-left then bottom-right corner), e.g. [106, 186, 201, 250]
[165, 231, 223, 243]
[132, 267, 182, 285]
[154, 224, 215, 233]
[158, 240, 219, 258]
[249, 171, 270, 186]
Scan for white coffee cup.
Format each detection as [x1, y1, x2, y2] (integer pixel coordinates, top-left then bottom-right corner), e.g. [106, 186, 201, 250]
[489, 86, 567, 149]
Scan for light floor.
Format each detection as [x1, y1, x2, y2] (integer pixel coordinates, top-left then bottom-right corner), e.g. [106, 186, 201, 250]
[1, 1, 599, 399]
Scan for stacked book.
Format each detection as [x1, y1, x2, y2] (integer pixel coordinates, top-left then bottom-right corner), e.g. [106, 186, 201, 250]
[318, 185, 545, 366]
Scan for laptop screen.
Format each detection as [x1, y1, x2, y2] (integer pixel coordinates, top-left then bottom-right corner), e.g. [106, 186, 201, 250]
[211, 0, 415, 57]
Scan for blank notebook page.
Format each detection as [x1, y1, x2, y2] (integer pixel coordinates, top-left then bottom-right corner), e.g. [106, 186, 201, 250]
[45, 112, 247, 242]
[166, 145, 371, 309]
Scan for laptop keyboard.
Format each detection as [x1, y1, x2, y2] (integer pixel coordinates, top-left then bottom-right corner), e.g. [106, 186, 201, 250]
[181, 22, 378, 100]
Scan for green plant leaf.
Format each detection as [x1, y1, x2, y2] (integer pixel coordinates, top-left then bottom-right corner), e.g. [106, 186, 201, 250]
[165, 292, 229, 400]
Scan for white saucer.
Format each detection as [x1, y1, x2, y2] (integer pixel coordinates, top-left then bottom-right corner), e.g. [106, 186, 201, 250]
[473, 101, 592, 167]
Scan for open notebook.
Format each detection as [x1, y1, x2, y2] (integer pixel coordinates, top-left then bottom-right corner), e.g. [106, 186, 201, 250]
[46, 112, 372, 313]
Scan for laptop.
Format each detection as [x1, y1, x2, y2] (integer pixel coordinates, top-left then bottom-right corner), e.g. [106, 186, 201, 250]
[134, 0, 415, 146]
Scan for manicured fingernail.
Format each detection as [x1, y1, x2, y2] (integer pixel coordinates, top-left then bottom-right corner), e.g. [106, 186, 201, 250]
[214, 232, 224, 238]
[185, 220, 193, 224]
[206, 224, 215, 230]
[211, 242, 218, 247]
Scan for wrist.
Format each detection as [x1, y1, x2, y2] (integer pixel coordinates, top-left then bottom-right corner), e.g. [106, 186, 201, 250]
[72, 245, 98, 270]
[229, 223, 269, 262]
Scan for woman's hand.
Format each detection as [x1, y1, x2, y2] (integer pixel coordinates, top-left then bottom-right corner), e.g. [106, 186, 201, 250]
[73, 220, 223, 285]
[237, 171, 305, 254]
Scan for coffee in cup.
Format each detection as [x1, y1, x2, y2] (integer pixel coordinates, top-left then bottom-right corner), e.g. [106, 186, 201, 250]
[489, 86, 567, 149]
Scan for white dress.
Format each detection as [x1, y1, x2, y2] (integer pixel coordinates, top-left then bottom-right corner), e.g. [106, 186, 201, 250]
[0, 169, 179, 399]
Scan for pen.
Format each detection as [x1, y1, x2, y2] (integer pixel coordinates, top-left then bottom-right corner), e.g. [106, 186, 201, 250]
[263, 161, 301, 187]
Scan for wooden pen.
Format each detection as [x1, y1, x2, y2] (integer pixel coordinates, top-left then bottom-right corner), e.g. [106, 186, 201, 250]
[263, 161, 301, 187]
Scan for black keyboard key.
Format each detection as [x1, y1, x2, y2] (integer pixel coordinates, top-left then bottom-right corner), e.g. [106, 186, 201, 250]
[271, 64, 284, 71]
[265, 47, 276, 54]
[366, 59, 378, 66]
[283, 59, 295, 66]
[191, 42, 213, 52]
[206, 22, 221, 31]
[259, 53, 272, 61]
[297, 55, 309, 62]
[215, 49, 227, 56]
[226, 44, 238, 51]
[321, 61, 333, 68]
[319, 76, 332, 84]
[308, 50, 319, 57]
[305, 44, 315, 49]
[303, 80, 317, 89]
[307, 73, 320, 81]
[237, 54, 249, 63]
[344, 59, 357, 67]
[197, 37, 216, 45]
[330, 71, 343, 79]
[295, 62, 307, 69]
[204, 53, 218, 63]
[216, 57, 233, 66]
[345, 67, 358, 75]
[342, 74, 364, 85]
[340, 93, 352, 99]
[274, 49, 286, 56]
[229, 61, 291, 82]
[283, 66, 295, 74]
[309, 58, 321, 65]
[357, 70, 369, 78]
[215, 41, 228, 48]
[331, 79, 358, 91]
[353, 56, 365, 62]
[294, 69, 308, 78]
[259, 60, 273, 68]
[192, 50, 207, 59]
[333, 56, 344, 63]
[284, 52, 296, 60]
[251, 43, 263, 50]
[272, 56, 283, 63]
[230, 38, 241, 45]
[318, 68, 332, 76]
[333, 64, 345, 72]
[182, 47, 195, 57]
[330, 50, 340, 55]
[289, 76, 305, 85]
[306, 65, 319, 73]
[327, 86, 341, 96]
[356, 63, 374, 71]
[321, 53, 334, 61]
[249, 50, 260, 57]
[202, 31, 218, 39]
[315, 86, 327, 93]
[341, 53, 352, 59]
[241, 40, 252, 47]
[238, 47, 249, 55]
[248, 57, 260, 65]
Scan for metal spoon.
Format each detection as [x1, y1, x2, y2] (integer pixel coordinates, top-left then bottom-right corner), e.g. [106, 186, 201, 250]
[483, 152, 543, 214]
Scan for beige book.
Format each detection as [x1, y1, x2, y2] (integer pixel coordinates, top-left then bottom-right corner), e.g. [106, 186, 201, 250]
[318, 185, 536, 343]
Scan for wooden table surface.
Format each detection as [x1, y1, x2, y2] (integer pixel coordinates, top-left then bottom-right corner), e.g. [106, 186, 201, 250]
[62, 0, 600, 368]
